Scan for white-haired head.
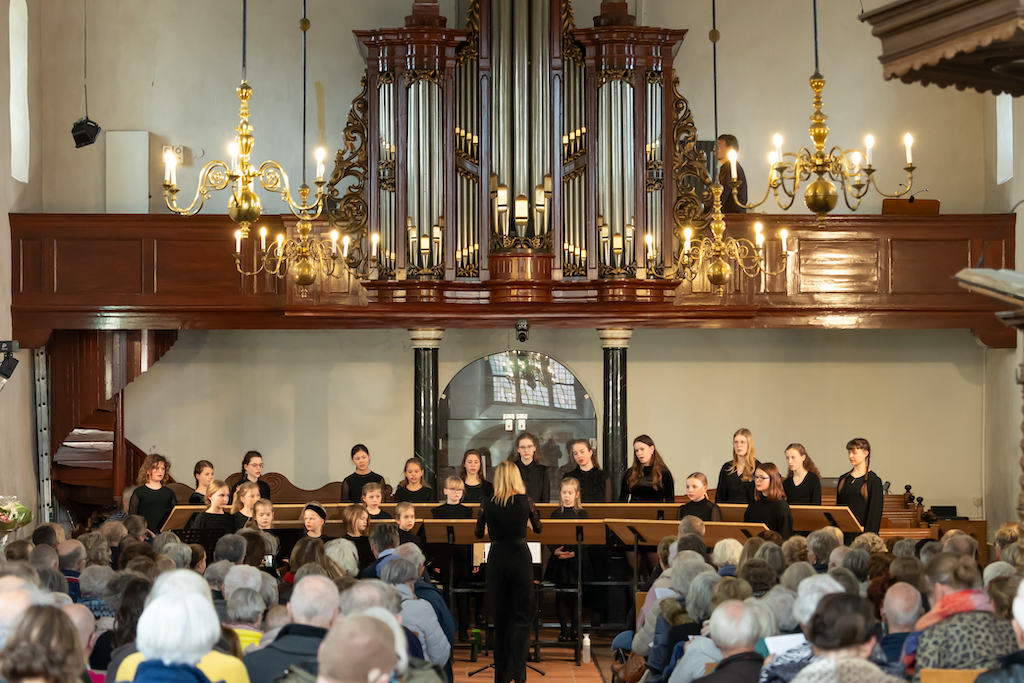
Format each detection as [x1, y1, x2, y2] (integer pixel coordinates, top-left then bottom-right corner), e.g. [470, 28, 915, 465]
[709, 601, 759, 652]
[324, 539, 360, 578]
[712, 539, 742, 568]
[136, 592, 220, 665]
[356, 607, 408, 676]
[224, 565, 263, 600]
[793, 574, 844, 628]
[149, 569, 212, 605]
[395, 543, 426, 572]
[289, 575, 340, 628]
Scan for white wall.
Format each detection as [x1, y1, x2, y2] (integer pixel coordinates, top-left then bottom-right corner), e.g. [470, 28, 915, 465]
[125, 327, 994, 520]
[1, 0, 43, 524]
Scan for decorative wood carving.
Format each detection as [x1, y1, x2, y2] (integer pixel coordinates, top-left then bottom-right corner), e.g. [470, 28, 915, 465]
[9, 212, 1015, 348]
[860, 0, 1024, 96]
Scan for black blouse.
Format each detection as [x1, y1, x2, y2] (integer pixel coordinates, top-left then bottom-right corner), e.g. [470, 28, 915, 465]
[563, 466, 611, 503]
[188, 491, 206, 506]
[676, 498, 723, 522]
[744, 498, 794, 538]
[129, 486, 178, 533]
[515, 460, 551, 503]
[431, 503, 473, 519]
[783, 472, 822, 506]
[232, 511, 253, 529]
[347, 534, 375, 570]
[188, 511, 238, 533]
[461, 480, 494, 504]
[368, 509, 393, 520]
[476, 494, 542, 541]
[395, 485, 435, 503]
[341, 471, 387, 503]
[836, 471, 884, 534]
[715, 462, 755, 504]
[619, 465, 675, 503]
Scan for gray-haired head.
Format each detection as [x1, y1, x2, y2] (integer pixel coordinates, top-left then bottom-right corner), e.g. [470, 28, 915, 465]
[0, 583, 53, 649]
[919, 541, 943, 566]
[843, 549, 869, 583]
[882, 582, 922, 631]
[686, 571, 721, 623]
[227, 587, 266, 625]
[289, 575, 340, 628]
[152, 532, 181, 556]
[806, 529, 840, 566]
[339, 579, 401, 616]
[678, 516, 706, 539]
[259, 572, 279, 609]
[162, 543, 192, 570]
[712, 539, 743, 568]
[672, 560, 713, 597]
[214, 535, 247, 565]
[744, 596, 779, 639]
[380, 557, 419, 586]
[203, 560, 233, 592]
[892, 538, 918, 558]
[781, 562, 816, 593]
[762, 586, 798, 632]
[793, 574, 844, 627]
[324, 539, 359, 578]
[395, 543, 426, 572]
[224, 565, 262, 600]
[708, 600, 760, 651]
[755, 543, 786, 577]
[369, 524, 400, 554]
[150, 568, 213, 605]
[136, 591, 220, 666]
[78, 565, 115, 599]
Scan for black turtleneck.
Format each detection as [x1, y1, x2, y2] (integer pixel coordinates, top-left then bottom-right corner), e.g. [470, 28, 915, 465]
[619, 465, 675, 503]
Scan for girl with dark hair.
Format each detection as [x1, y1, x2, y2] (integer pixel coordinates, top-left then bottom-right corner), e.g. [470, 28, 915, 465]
[619, 435, 674, 502]
[836, 438, 883, 535]
[341, 444, 387, 503]
[128, 454, 177, 534]
[783, 444, 822, 505]
[190, 460, 214, 505]
[676, 472, 723, 521]
[394, 457, 435, 503]
[230, 451, 271, 504]
[509, 432, 550, 502]
[716, 428, 757, 503]
[743, 462, 793, 538]
[563, 439, 611, 503]
[459, 449, 494, 503]
[108, 575, 153, 675]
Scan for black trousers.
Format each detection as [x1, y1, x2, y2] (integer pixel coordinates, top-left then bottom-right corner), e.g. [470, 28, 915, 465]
[487, 541, 535, 683]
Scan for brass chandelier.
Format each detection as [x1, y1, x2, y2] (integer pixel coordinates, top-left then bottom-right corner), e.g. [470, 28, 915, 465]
[729, 0, 917, 221]
[162, 1, 356, 296]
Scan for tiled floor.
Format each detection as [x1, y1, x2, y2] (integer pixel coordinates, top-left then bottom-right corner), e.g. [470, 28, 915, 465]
[452, 631, 609, 683]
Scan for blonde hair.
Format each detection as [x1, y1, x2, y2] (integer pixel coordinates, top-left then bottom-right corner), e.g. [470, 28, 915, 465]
[395, 501, 414, 517]
[559, 477, 583, 511]
[492, 461, 526, 506]
[728, 428, 757, 481]
[444, 476, 465, 491]
[231, 482, 260, 514]
[342, 504, 368, 537]
[205, 480, 229, 505]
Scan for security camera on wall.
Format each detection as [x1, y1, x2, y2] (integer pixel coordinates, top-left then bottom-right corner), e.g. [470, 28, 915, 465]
[0, 341, 19, 394]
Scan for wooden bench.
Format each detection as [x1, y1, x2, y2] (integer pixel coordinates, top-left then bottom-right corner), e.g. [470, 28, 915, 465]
[920, 669, 986, 683]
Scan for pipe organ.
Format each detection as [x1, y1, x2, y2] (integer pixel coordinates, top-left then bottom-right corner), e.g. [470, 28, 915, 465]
[332, 0, 702, 286]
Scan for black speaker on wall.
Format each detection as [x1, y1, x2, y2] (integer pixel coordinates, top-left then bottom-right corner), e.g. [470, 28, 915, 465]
[71, 116, 101, 148]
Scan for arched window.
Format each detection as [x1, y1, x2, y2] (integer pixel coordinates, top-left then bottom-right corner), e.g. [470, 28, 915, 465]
[9, 0, 29, 183]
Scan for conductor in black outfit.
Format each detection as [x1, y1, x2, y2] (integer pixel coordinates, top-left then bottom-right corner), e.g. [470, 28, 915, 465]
[510, 432, 551, 503]
[476, 461, 543, 683]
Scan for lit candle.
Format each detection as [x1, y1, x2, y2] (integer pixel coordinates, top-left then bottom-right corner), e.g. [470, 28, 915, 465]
[683, 227, 692, 255]
[342, 235, 350, 258]
[755, 232, 764, 248]
[163, 149, 176, 184]
[316, 147, 326, 182]
[904, 133, 913, 165]
[728, 149, 738, 180]
[865, 134, 874, 166]
[612, 233, 623, 254]
[754, 222, 763, 239]
[229, 141, 239, 174]
[276, 233, 284, 253]
[780, 228, 789, 253]
[645, 233, 654, 249]
[330, 230, 339, 255]
[259, 226, 267, 251]
[371, 233, 379, 257]
[581, 248, 587, 260]
[535, 185, 545, 211]
[773, 134, 783, 163]
[234, 229, 242, 254]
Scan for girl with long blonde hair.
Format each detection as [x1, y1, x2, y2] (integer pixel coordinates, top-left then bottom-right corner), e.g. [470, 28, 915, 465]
[715, 428, 757, 503]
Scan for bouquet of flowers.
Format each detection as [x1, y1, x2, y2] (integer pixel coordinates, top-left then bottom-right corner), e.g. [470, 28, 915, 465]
[0, 496, 32, 537]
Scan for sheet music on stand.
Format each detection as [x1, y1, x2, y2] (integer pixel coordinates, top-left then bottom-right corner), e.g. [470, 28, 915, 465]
[174, 527, 228, 559]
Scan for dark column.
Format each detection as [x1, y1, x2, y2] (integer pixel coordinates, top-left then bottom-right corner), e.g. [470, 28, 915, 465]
[599, 329, 632, 499]
[411, 329, 444, 492]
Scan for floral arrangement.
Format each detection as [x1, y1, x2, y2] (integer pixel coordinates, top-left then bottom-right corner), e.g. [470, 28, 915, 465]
[0, 496, 32, 535]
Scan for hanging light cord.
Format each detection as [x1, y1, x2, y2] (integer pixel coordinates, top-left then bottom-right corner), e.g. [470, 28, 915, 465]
[711, 0, 719, 175]
[813, 0, 820, 73]
[302, 0, 308, 185]
[242, 0, 248, 82]
[83, 0, 89, 117]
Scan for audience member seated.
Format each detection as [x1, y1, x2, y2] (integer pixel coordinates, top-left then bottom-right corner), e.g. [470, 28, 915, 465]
[29, 543, 58, 572]
[105, 574, 153, 682]
[361, 524, 401, 579]
[324, 538, 360, 578]
[215, 534, 247, 566]
[64, 602, 103, 683]
[38, 567, 70, 596]
[380, 557, 451, 668]
[978, 578, 1024, 683]
[892, 538, 918, 558]
[31, 524, 59, 549]
[118, 542, 157, 571]
[78, 531, 112, 568]
[340, 579, 427, 663]
[124, 516, 149, 543]
[842, 549, 869, 594]
[99, 521, 128, 567]
[987, 562, 1018, 588]
[678, 516, 707, 539]
[781, 563, 815, 594]
[995, 524, 1020, 562]
[0, 604, 85, 683]
[829, 567, 860, 596]
[755, 543, 786, 578]
[791, 593, 902, 683]
[312, 614, 399, 683]
[758, 574, 845, 683]
[806, 530, 839, 574]
[988, 575, 1023, 621]
[647, 561, 716, 683]
[879, 582, 922, 663]
[782, 537, 808, 567]
[4, 539, 33, 563]
[79, 565, 116, 623]
[829, 546, 851, 571]
[712, 539, 742, 577]
[739, 558, 777, 598]
[851, 532, 888, 556]
[56, 539, 87, 601]
[394, 543, 456, 646]
[223, 565, 264, 623]
[918, 541, 943, 566]
[943, 534, 980, 559]
[131, 592, 222, 683]
[190, 544, 208, 574]
[904, 553, 1017, 681]
[667, 577, 753, 683]
[693, 601, 764, 683]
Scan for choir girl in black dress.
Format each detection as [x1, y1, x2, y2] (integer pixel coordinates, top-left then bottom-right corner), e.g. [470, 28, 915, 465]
[459, 449, 494, 503]
[302, 502, 333, 543]
[189, 480, 238, 532]
[545, 477, 590, 642]
[362, 482, 392, 520]
[432, 477, 478, 640]
[619, 435, 675, 502]
[836, 437, 883, 536]
[231, 481, 261, 529]
[128, 453, 178, 534]
[563, 438, 611, 502]
[743, 462, 794, 538]
[394, 457, 435, 503]
[191, 460, 214, 505]
[342, 503, 375, 570]
[341, 444, 387, 503]
[509, 432, 551, 503]
[676, 472, 723, 521]
[476, 461, 543, 683]
[715, 428, 757, 503]
[230, 451, 272, 503]
[783, 443, 822, 505]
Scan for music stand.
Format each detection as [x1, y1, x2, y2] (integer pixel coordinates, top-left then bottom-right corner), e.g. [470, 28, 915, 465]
[174, 527, 228, 559]
[161, 505, 205, 532]
[715, 504, 863, 534]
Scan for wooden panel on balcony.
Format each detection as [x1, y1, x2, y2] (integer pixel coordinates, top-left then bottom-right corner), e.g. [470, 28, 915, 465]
[8, 211, 1017, 348]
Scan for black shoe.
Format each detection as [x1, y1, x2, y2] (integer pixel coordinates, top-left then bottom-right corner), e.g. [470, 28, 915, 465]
[557, 629, 570, 642]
